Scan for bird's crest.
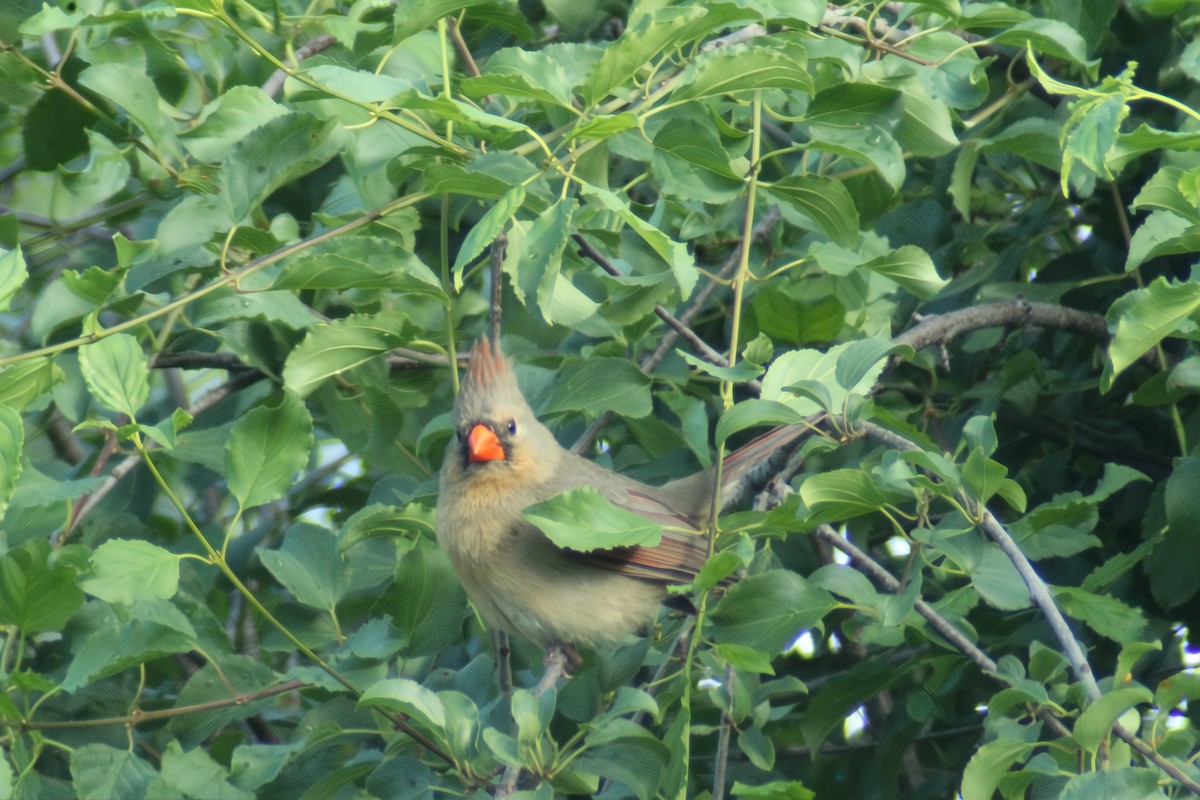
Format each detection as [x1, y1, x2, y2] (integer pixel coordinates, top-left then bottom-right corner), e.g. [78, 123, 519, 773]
[457, 338, 525, 419]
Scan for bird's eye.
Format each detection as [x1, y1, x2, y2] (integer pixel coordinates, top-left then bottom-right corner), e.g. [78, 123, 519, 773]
[507, 419, 517, 435]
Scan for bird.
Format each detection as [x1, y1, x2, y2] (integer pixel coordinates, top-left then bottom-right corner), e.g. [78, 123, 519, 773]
[436, 337, 807, 649]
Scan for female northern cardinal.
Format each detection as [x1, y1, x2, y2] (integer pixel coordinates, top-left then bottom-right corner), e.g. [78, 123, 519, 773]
[436, 338, 805, 647]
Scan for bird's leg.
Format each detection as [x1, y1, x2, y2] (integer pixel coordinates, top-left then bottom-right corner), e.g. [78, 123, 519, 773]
[533, 642, 578, 696]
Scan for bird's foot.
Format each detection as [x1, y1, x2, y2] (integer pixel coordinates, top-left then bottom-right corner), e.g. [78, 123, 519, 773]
[533, 642, 579, 696]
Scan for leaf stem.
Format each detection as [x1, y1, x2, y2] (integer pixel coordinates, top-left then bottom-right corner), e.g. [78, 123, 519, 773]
[133, 441, 454, 763]
[0, 195, 427, 369]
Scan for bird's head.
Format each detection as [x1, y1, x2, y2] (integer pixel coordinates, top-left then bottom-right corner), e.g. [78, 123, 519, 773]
[451, 338, 555, 479]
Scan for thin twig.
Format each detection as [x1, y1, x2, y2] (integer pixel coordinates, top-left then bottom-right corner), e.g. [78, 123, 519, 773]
[447, 18, 483, 79]
[569, 207, 783, 455]
[2, 680, 307, 730]
[711, 663, 736, 800]
[59, 368, 269, 544]
[643, 205, 783, 376]
[571, 234, 727, 366]
[261, 34, 337, 98]
[491, 233, 507, 344]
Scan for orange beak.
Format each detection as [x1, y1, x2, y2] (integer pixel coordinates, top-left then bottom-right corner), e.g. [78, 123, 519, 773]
[467, 423, 506, 464]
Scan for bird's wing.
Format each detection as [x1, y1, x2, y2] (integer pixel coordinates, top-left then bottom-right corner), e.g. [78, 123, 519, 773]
[557, 467, 714, 585]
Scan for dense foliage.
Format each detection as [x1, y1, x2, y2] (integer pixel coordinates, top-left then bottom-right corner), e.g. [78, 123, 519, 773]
[1, 0, 1199, 798]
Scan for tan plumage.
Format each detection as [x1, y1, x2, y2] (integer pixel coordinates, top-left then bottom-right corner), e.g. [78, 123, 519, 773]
[436, 339, 805, 647]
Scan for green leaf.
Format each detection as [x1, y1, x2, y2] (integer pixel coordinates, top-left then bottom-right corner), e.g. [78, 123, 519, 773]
[60, 264, 125, 306]
[714, 399, 804, 448]
[961, 448, 1009, 505]
[452, 186, 525, 285]
[421, 163, 512, 199]
[1125, 210, 1200, 272]
[378, 543, 467, 657]
[994, 19, 1096, 71]
[1053, 586, 1146, 645]
[1072, 686, 1153, 752]
[61, 600, 198, 691]
[672, 40, 813, 102]
[579, 184, 697, 298]
[1103, 278, 1200, 391]
[524, 487, 663, 551]
[157, 741, 254, 800]
[0, 540, 84, 634]
[566, 112, 641, 142]
[258, 523, 348, 610]
[738, 724, 775, 771]
[359, 678, 447, 733]
[440, 691, 482, 765]
[1147, 455, 1200, 609]
[962, 415, 998, 456]
[299, 64, 412, 103]
[760, 342, 886, 416]
[78, 63, 182, 161]
[0, 357, 63, 411]
[583, 6, 711, 106]
[141, 407, 194, 451]
[155, 112, 349, 264]
[650, 116, 744, 203]
[1129, 166, 1198, 220]
[168, 661, 282, 755]
[462, 47, 576, 108]
[70, 744, 157, 800]
[270, 237, 445, 302]
[398, 90, 529, 138]
[504, 198, 597, 326]
[803, 83, 906, 189]
[393, 0, 493, 44]
[0, 244, 25, 311]
[861, 245, 947, 299]
[543, 357, 653, 419]
[895, 80, 960, 157]
[834, 338, 912, 391]
[1115, 641, 1162, 687]
[0, 404, 22, 523]
[1059, 768, 1163, 800]
[710, 570, 836, 654]
[283, 311, 410, 396]
[968, 546, 1031, 611]
[78, 333, 149, 419]
[677, 350, 764, 383]
[732, 780, 816, 800]
[570, 728, 669, 800]
[960, 738, 1036, 800]
[78, 539, 180, 605]
[180, 85, 289, 162]
[764, 176, 860, 247]
[512, 687, 554, 752]
[799, 469, 891, 521]
[226, 390, 314, 510]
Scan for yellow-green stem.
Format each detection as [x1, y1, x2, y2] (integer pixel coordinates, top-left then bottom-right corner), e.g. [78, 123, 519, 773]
[136, 441, 359, 694]
[0, 195, 426, 369]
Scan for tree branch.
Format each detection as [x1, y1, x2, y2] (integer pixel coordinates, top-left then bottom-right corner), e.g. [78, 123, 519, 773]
[813, 523, 1200, 796]
[893, 299, 1109, 353]
[851, 419, 1102, 701]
